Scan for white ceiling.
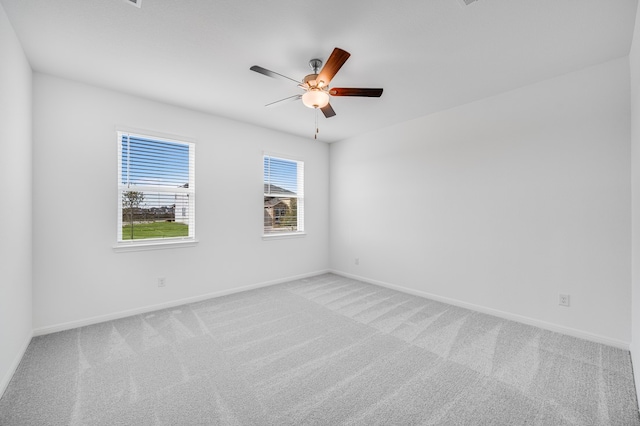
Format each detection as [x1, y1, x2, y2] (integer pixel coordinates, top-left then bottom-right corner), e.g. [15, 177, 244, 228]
[2, 0, 637, 142]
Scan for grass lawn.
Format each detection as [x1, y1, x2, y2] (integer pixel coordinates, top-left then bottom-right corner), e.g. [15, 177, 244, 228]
[122, 221, 188, 240]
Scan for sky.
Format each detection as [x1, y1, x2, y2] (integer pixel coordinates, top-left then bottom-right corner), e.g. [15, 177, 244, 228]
[120, 134, 190, 209]
[264, 155, 299, 195]
[121, 134, 190, 188]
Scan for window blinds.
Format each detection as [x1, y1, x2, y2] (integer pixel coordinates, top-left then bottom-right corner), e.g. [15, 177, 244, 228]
[118, 132, 195, 243]
[263, 155, 304, 235]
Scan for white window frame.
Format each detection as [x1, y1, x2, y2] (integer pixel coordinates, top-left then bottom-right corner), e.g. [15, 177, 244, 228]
[263, 153, 305, 239]
[115, 131, 196, 251]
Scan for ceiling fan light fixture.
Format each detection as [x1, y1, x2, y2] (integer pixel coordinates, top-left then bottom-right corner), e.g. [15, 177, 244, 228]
[302, 89, 329, 109]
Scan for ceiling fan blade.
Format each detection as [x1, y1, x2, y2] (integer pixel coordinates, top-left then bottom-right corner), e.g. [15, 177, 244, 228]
[321, 103, 336, 118]
[329, 88, 383, 97]
[265, 94, 302, 107]
[250, 65, 301, 84]
[317, 48, 351, 87]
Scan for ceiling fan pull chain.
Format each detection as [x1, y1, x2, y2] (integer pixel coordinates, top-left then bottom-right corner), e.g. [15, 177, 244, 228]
[315, 109, 319, 140]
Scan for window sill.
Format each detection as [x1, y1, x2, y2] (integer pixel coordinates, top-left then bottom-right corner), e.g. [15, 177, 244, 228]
[113, 239, 198, 253]
[262, 232, 306, 241]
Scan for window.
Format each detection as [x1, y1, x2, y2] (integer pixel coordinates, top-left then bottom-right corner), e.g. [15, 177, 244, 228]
[117, 131, 195, 246]
[264, 155, 304, 236]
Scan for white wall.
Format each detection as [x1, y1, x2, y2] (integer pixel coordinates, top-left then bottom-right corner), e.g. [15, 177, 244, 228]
[32, 74, 329, 331]
[0, 3, 33, 395]
[629, 0, 640, 400]
[330, 58, 632, 347]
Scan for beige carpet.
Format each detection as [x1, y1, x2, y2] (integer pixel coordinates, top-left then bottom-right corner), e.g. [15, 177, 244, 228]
[1, 273, 638, 425]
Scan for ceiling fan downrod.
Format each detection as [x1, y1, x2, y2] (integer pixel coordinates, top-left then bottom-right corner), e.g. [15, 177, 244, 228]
[309, 58, 322, 74]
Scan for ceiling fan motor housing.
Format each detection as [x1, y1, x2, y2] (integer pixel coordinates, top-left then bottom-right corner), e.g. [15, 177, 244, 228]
[303, 73, 323, 88]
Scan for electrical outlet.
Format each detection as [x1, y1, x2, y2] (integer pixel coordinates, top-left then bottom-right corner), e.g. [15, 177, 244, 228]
[158, 277, 166, 288]
[355, 258, 359, 265]
[559, 294, 570, 307]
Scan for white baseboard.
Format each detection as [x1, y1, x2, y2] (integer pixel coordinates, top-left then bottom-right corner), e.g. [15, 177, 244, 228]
[31, 267, 631, 350]
[0, 331, 33, 399]
[33, 270, 330, 336]
[330, 270, 630, 350]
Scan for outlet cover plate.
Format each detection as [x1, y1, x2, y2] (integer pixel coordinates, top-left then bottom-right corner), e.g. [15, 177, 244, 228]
[559, 294, 570, 307]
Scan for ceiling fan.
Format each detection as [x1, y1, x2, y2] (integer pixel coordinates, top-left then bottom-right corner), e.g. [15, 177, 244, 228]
[250, 47, 383, 119]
